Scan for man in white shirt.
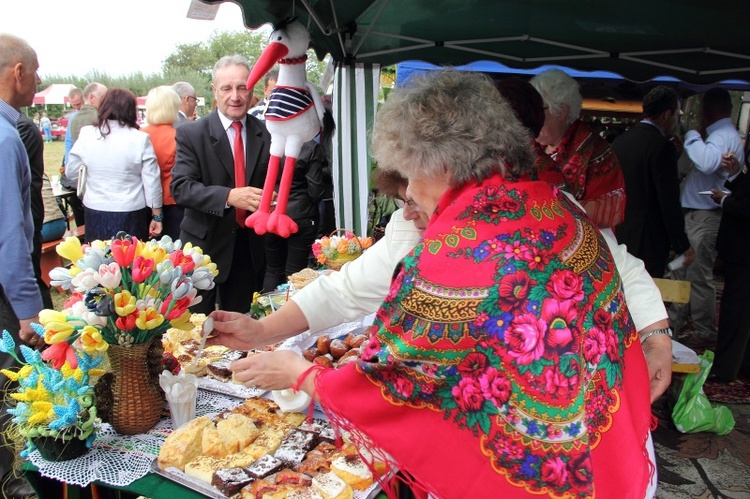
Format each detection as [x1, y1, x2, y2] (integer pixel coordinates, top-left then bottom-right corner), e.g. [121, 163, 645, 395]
[675, 88, 744, 339]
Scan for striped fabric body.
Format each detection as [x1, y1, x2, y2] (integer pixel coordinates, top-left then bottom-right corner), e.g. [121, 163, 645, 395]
[265, 86, 314, 121]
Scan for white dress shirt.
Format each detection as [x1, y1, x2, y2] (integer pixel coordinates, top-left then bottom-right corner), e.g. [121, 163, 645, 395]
[67, 122, 161, 212]
[681, 117, 745, 210]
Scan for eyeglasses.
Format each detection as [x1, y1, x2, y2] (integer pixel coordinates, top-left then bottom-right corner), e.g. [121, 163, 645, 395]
[187, 95, 197, 102]
[394, 198, 423, 211]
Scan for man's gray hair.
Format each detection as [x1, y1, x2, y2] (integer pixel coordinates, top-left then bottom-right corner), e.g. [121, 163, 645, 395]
[0, 33, 36, 71]
[371, 70, 535, 186]
[212, 55, 251, 85]
[172, 81, 195, 99]
[83, 82, 106, 99]
[530, 69, 582, 125]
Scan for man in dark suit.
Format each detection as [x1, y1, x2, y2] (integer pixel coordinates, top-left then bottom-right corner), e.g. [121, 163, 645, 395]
[171, 55, 272, 314]
[614, 86, 693, 277]
[709, 154, 750, 381]
[172, 81, 197, 127]
[17, 114, 53, 310]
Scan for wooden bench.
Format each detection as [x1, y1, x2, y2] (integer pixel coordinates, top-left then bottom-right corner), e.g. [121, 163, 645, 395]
[652, 278, 700, 374]
[40, 225, 85, 287]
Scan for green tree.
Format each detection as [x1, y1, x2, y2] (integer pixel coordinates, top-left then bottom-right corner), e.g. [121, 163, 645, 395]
[30, 28, 331, 118]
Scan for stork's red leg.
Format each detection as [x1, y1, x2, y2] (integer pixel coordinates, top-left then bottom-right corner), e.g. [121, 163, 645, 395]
[245, 154, 281, 235]
[267, 155, 299, 237]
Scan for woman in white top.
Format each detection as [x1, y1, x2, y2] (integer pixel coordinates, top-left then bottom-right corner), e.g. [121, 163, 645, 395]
[67, 88, 163, 242]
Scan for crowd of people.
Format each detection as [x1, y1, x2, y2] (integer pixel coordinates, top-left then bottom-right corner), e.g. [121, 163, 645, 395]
[1, 30, 749, 498]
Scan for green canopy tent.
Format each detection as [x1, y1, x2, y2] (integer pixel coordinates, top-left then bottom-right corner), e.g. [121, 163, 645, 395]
[207, 0, 750, 233]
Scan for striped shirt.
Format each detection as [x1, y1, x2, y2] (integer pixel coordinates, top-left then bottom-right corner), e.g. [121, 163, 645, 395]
[265, 86, 314, 121]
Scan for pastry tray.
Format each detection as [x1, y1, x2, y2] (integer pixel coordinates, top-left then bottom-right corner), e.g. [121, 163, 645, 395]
[151, 459, 229, 499]
[151, 458, 386, 499]
[197, 377, 266, 399]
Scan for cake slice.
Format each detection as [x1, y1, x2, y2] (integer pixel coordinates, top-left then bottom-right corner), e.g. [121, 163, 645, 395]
[280, 429, 317, 452]
[206, 358, 234, 382]
[212, 466, 253, 497]
[274, 446, 308, 468]
[287, 488, 324, 499]
[217, 413, 260, 453]
[184, 455, 231, 484]
[311, 471, 353, 499]
[244, 454, 285, 480]
[330, 454, 373, 490]
[157, 416, 213, 471]
[201, 425, 231, 458]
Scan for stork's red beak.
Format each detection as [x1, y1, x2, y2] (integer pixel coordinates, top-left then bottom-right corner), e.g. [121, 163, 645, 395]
[246, 42, 289, 89]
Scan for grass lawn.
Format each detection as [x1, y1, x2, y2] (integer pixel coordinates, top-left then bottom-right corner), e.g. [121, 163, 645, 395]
[41, 139, 75, 309]
[43, 139, 65, 179]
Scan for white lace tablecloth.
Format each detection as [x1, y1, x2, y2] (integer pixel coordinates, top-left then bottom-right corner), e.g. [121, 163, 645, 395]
[28, 317, 376, 488]
[28, 389, 243, 487]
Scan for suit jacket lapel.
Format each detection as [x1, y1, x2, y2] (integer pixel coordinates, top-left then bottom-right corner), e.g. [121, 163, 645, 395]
[244, 116, 265, 183]
[208, 111, 235, 180]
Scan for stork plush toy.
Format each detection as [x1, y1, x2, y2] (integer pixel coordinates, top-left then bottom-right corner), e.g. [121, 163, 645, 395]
[245, 19, 324, 237]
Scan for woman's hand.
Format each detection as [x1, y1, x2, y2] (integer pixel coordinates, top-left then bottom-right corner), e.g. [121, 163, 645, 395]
[205, 310, 263, 350]
[231, 350, 312, 391]
[641, 332, 673, 403]
[149, 220, 162, 238]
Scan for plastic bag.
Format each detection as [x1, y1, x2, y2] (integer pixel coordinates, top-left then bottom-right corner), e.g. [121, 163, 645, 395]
[672, 350, 735, 435]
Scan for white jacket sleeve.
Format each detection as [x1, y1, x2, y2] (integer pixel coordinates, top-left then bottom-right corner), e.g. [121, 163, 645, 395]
[561, 191, 667, 331]
[140, 134, 162, 209]
[292, 210, 420, 332]
[599, 228, 668, 331]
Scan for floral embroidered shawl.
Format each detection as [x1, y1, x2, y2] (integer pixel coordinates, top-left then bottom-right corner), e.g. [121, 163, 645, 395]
[316, 173, 651, 498]
[527, 120, 626, 229]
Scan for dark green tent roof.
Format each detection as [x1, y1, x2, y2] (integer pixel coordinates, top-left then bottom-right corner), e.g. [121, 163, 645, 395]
[207, 0, 750, 85]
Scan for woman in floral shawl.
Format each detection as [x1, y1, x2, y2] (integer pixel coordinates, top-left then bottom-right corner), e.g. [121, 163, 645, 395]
[235, 71, 653, 498]
[529, 69, 626, 229]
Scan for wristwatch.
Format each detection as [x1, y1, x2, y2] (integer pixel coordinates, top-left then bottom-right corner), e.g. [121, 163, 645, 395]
[151, 213, 164, 222]
[639, 327, 673, 343]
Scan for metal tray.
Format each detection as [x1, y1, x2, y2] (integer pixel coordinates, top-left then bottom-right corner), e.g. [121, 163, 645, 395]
[151, 457, 387, 499]
[198, 377, 266, 399]
[151, 459, 229, 499]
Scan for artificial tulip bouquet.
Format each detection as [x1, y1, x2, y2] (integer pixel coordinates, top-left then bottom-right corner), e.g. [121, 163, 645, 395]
[44, 233, 216, 434]
[48, 232, 218, 349]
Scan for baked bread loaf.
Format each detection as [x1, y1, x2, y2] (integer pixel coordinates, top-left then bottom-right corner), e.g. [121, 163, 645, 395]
[157, 416, 213, 471]
[289, 268, 320, 289]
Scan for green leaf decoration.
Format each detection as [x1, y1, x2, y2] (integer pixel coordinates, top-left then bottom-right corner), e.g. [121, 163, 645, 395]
[461, 227, 477, 240]
[427, 240, 442, 255]
[445, 234, 460, 248]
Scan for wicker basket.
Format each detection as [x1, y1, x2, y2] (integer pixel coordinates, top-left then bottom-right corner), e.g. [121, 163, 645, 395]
[104, 338, 164, 435]
[325, 252, 360, 270]
[322, 229, 364, 270]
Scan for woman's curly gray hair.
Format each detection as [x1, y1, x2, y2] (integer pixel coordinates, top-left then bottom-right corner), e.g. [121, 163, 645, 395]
[530, 69, 582, 125]
[371, 70, 535, 186]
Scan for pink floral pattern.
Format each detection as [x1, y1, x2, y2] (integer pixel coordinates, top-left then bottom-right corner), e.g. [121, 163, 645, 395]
[357, 178, 636, 498]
